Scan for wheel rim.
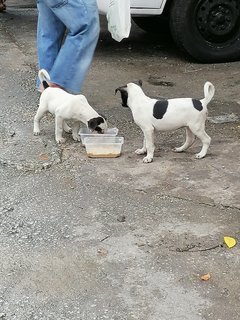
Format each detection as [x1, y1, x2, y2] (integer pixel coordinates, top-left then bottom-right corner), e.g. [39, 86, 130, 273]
[195, 0, 240, 44]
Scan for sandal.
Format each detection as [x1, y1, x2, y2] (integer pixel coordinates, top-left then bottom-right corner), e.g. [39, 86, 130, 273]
[0, 0, 6, 12]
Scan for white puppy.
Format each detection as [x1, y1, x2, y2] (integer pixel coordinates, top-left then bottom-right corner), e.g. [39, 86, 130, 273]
[34, 69, 107, 143]
[116, 81, 215, 163]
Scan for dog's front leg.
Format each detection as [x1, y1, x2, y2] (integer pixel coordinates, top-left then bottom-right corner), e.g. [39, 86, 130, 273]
[72, 121, 81, 142]
[63, 121, 72, 133]
[142, 128, 155, 163]
[55, 116, 66, 144]
[135, 136, 147, 155]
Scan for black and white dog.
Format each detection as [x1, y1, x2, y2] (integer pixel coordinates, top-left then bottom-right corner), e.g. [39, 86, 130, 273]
[34, 69, 107, 143]
[116, 81, 215, 163]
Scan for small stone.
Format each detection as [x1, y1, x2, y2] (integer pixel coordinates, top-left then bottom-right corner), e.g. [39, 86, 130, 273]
[42, 162, 51, 169]
[136, 241, 145, 247]
[3, 207, 14, 213]
[97, 247, 108, 256]
[117, 215, 126, 222]
[9, 130, 16, 137]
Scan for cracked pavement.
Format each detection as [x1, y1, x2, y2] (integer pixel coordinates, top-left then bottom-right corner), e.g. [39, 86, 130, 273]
[0, 2, 240, 320]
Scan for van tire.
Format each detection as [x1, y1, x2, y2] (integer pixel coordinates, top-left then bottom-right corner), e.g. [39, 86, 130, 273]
[169, 0, 240, 62]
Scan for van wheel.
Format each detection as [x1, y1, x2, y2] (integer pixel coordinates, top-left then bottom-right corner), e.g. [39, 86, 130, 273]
[170, 0, 240, 62]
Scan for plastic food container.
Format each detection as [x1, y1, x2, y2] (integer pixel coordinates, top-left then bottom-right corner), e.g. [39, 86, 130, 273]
[79, 127, 119, 145]
[84, 136, 124, 158]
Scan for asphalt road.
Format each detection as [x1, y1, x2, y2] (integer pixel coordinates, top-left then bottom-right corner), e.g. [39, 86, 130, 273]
[0, 3, 240, 320]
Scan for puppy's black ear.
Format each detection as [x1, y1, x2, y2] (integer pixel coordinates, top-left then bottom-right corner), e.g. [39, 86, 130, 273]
[88, 118, 98, 131]
[88, 116, 104, 131]
[138, 80, 143, 87]
[115, 85, 127, 95]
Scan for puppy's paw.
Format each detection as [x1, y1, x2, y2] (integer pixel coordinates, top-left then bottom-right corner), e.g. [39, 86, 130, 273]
[56, 137, 66, 144]
[135, 148, 147, 155]
[195, 152, 205, 159]
[173, 147, 183, 153]
[33, 131, 40, 136]
[72, 134, 80, 142]
[143, 156, 153, 163]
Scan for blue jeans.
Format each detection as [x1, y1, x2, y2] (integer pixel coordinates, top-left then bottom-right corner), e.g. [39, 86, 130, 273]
[36, 0, 100, 94]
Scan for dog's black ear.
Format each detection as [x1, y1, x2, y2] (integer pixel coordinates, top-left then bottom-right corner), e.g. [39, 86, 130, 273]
[115, 85, 127, 95]
[115, 86, 128, 108]
[88, 117, 104, 131]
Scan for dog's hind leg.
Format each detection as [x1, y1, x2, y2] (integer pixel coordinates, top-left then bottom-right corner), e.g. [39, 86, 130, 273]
[189, 125, 211, 158]
[55, 116, 66, 144]
[33, 103, 48, 135]
[63, 121, 72, 133]
[173, 127, 195, 153]
[72, 121, 81, 142]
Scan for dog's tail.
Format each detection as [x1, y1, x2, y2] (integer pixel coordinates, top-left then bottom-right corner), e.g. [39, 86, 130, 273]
[38, 69, 50, 90]
[202, 81, 215, 105]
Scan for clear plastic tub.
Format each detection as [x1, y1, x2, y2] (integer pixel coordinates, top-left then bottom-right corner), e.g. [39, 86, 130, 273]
[79, 127, 119, 145]
[84, 136, 124, 158]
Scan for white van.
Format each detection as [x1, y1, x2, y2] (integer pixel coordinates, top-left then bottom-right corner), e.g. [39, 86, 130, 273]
[97, 0, 240, 63]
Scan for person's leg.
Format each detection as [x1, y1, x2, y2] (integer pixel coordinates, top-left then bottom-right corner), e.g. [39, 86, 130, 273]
[45, 0, 100, 94]
[36, 0, 66, 88]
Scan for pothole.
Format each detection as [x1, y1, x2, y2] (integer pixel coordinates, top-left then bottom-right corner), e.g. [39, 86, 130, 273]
[208, 113, 239, 124]
[148, 76, 175, 87]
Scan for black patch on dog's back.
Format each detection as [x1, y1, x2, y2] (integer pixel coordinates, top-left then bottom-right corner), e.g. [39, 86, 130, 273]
[192, 99, 203, 111]
[153, 100, 168, 119]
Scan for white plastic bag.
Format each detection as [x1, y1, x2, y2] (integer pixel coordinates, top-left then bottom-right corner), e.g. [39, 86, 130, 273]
[106, 0, 131, 42]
